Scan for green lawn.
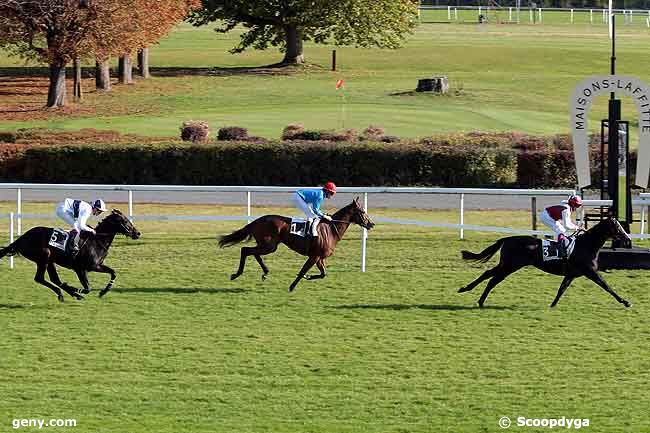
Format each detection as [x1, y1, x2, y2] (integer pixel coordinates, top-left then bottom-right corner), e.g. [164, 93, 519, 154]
[1, 204, 649, 432]
[1, 18, 649, 139]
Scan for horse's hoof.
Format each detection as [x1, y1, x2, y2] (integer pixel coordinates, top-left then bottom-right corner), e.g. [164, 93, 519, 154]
[261, 274, 267, 281]
[458, 287, 466, 293]
[75, 293, 85, 301]
[623, 301, 632, 308]
[81, 288, 91, 294]
[289, 285, 296, 292]
[99, 290, 108, 298]
[478, 302, 484, 308]
[230, 273, 239, 281]
[58, 295, 65, 303]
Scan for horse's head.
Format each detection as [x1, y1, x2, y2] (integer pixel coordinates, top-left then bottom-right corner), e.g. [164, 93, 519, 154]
[604, 216, 631, 242]
[96, 209, 141, 239]
[348, 197, 375, 230]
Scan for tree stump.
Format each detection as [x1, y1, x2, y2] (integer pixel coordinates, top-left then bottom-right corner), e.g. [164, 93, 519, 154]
[416, 76, 449, 94]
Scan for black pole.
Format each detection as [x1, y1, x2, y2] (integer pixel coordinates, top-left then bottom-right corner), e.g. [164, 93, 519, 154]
[331, 50, 337, 72]
[610, 13, 616, 100]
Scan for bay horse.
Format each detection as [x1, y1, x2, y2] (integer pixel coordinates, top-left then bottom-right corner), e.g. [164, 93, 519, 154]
[218, 197, 375, 291]
[458, 216, 632, 308]
[0, 209, 140, 302]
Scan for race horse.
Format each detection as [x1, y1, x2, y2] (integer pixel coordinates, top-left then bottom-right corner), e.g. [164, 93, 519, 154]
[0, 209, 140, 302]
[458, 216, 632, 308]
[218, 197, 375, 291]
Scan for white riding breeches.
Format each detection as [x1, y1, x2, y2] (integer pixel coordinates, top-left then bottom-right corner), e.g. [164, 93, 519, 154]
[292, 193, 319, 219]
[540, 210, 566, 237]
[55, 203, 76, 227]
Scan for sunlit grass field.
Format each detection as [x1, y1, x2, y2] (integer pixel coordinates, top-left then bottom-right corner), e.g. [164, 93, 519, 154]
[1, 16, 649, 139]
[1, 203, 649, 432]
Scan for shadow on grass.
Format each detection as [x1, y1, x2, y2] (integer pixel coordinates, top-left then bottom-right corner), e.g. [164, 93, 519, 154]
[112, 287, 249, 294]
[331, 303, 516, 311]
[0, 303, 44, 309]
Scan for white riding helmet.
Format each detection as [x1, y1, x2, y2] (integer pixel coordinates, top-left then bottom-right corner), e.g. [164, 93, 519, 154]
[93, 199, 107, 212]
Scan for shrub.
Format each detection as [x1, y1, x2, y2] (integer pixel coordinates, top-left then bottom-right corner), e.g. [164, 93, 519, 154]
[362, 125, 385, 141]
[180, 121, 210, 143]
[281, 123, 305, 140]
[218, 126, 248, 141]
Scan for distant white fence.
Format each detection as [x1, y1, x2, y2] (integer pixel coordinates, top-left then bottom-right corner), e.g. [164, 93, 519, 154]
[418, 5, 650, 25]
[1, 183, 579, 271]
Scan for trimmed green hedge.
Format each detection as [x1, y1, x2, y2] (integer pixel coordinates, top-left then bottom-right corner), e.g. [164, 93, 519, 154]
[1, 141, 518, 187]
[1, 135, 613, 187]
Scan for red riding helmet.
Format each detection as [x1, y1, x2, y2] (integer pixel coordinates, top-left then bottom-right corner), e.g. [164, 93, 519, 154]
[568, 195, 583, 209]
[323, 182, 337, 194]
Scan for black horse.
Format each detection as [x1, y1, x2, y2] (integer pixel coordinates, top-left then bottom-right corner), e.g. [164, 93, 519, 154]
[458, 217, 632, 308]
[0, 209, 140, 302]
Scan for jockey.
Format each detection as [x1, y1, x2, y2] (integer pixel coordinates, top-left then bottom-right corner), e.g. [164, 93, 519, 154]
[55, 198, 107, 255]
[292, 182, 337, 236]
[540, 195, 583, 258]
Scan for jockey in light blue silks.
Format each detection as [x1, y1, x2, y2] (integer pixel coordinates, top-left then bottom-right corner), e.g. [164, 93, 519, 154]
[292, 182, 337, 236]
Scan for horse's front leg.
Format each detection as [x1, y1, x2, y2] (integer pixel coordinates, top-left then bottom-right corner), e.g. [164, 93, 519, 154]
[584, 269, 631, 308]
[305, 258, 327, 280]
[289, 256, 318, 292]
[93, 264, 117, 298]
[75, 269, 92, 294]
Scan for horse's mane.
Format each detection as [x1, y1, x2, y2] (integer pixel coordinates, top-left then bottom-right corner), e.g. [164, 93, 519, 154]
[332, 201, 357, 219]
[95, 210, 125, 232]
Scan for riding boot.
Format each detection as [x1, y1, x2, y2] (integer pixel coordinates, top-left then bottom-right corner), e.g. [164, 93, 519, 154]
[311, 218, 319, 237]
[67, 230, 80, 258]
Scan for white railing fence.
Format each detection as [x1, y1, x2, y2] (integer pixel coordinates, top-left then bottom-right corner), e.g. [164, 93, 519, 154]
[1, 183, 581, 272]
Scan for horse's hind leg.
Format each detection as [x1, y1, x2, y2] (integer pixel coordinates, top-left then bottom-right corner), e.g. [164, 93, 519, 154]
[47, 263, 83, 300]
[477, 266, 519, 308]
[459, 267, 498, 293]
[34, 260, 64, 303]
[253, 242, 278, 281]
[231, 246, 255, 280]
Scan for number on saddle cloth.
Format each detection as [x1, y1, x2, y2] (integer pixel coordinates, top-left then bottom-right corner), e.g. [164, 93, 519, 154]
[541, 238, 575, 261]
[290, 218, 312, 237]
[48, 228, 69, 251]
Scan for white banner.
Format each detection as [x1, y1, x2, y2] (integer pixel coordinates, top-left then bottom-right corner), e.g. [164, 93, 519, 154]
[569, 75, 650, 188]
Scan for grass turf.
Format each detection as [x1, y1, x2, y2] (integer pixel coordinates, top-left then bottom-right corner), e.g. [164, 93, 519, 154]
[1, 204, 649, 432]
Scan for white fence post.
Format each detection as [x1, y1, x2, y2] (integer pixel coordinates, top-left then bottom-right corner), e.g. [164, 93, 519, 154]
[570, 9, 574, 23]
[128, 190, 133, 221]
[361, 192, 368, 272]
[509, 7, 512, 21]
[247, 191, 252, 223]
[447, 5, 451, 20]
[460, 193, 465, 240]
[454, 8, 458, 20]
[17, 187, 21, 235]
[590, 9, 593, 24]
[9, 212, 14, 269]
[641, 204, 647, 239]
[538, 8, 542, 23]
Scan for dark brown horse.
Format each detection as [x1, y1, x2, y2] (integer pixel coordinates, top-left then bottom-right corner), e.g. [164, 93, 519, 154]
[0, 209, 140, 302]
[219, 197, 375, 291]
[458, 217, 632, 308]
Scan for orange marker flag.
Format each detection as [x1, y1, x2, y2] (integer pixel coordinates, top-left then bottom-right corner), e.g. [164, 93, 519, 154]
[335, 79, 345, 90]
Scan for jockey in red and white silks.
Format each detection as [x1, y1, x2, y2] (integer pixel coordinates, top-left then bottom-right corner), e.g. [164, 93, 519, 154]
[540, 195, 583, 256]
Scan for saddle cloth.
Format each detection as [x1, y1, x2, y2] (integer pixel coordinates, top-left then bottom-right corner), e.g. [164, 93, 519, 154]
[541, 238, 575, 262]
[289, 218, 319, 237]
[48, 228, 69, 251]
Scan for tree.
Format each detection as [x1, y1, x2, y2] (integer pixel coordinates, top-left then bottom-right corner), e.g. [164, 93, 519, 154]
[0, 0, 99, 107]
[188, 0, 419, 65]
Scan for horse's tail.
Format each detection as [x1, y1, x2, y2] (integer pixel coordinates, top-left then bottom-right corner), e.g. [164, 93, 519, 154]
[218, 222, 255, 248]
[0, 242, 19, 259]
[461, 238, 506, 263]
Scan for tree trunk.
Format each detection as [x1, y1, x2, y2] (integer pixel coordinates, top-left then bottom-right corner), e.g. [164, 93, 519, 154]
[282, 25, 304, 65]
[118, 53, 133, 84]
[46, 61, 67, 108]
[73, 57, 82, 101]
[95, 59, 111, 91]
[137, 48, 150, 78]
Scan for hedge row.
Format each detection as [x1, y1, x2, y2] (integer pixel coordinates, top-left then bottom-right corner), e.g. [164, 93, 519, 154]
[0, 140, 625, 188]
